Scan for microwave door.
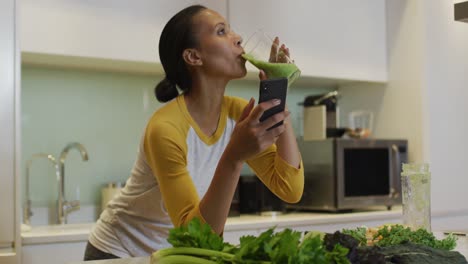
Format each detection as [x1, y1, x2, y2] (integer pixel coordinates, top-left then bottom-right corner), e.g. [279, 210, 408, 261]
[337, 139, 400, 210]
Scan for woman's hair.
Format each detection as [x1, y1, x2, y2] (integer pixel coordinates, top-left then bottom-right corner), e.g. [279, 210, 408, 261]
[155, 5, 207, 103]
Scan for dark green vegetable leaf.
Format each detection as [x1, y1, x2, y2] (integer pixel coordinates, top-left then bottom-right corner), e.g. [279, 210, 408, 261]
[352, 241, 467, 264]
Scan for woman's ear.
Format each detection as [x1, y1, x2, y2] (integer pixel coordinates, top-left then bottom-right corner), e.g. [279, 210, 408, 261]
[182, 49, 203, 66]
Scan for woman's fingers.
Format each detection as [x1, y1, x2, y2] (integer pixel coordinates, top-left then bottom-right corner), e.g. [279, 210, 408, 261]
[269, 37, 280, 62]
[248, 99, 281, 124]
[258, 70, 267, 80]
[285, 47, 291, 58]
[278, 44, 293, 63]
[260, 123, 287, 146]
[239, 98, 255, 122]
[258, 111, 290, 133]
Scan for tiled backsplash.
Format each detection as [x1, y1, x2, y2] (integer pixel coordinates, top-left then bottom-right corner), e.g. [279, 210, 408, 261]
[21, 65, 333, 211]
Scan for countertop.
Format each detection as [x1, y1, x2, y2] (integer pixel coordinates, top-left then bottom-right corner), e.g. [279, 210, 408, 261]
[22, 207, 403, 245]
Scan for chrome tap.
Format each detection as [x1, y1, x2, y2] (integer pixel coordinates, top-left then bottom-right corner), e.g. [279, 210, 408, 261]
[24, 153, 58, 225]
[57, 142, 89, 224]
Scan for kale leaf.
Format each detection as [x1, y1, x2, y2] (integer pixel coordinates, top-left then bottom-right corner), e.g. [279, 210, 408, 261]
[375, 225, 457, 250]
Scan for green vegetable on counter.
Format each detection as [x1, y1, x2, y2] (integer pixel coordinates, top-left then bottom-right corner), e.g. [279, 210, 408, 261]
[341, 227, 367, 246]
[152, 218, 465, 264]
[153, 218, 351, 264]
[375, 224, 457, 250]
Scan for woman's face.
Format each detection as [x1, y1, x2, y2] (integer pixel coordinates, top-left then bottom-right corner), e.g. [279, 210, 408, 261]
[190, 9, 246, 79]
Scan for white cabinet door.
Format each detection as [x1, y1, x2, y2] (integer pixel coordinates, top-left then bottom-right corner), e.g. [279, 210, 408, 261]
[0, 0, 20, 263]
[21, 0, 227, 63]
[229, 0, 387, 82]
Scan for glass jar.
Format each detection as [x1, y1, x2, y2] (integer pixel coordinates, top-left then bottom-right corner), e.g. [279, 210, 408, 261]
[401, 163, 431, 231]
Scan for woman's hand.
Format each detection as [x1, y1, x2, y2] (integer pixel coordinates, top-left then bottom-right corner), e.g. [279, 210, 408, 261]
[269, 37, 292, 63]
[226, 98, 290, 163]
[258, 36, 293, 80]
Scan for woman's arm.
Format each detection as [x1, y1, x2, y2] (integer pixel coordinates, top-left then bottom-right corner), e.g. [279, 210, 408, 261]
[199, 98, 290, 234]
[275, 114, 301, 168]
[198, 149, 243, 234]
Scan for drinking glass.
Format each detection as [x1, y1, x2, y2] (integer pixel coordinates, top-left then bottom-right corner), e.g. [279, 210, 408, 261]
[347, 110, 374, 138]
[242, 29, 301, 86]
[401, 163, 431, 231]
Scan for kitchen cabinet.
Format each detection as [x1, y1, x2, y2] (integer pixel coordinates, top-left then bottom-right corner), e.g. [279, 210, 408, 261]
[21, 0, 387, 85]
[22, 242, 87, 264]
[229, 0, 387, 83]
[0, 0, 21, 263]
[20, 0, 227, 64]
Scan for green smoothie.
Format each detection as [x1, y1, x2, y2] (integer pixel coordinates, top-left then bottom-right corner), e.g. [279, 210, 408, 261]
[242, 53, 301, 86]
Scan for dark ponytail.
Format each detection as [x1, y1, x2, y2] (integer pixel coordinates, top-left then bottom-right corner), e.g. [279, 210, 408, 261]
[155, 78, 179, 103]
[154, 5, 207, 103]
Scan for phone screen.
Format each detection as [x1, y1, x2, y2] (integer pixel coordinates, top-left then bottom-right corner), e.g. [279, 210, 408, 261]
[258, 77, 288, 130]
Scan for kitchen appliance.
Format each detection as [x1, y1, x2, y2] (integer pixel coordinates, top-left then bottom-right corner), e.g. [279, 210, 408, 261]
[288, 138, 408, 212]
[238, 175, 285, 215]
[301, 91, 340, 141]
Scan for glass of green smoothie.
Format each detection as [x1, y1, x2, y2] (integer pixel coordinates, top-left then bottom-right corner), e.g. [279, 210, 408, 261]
[242, 29, 301, 87]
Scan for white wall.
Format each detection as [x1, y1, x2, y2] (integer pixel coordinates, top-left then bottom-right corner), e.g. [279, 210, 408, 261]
[341, 0, 468, 213]
[340, 0, 427, 162]
[423, 0, 468, 211]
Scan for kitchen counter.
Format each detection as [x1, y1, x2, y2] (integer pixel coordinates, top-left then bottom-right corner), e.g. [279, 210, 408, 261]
[22, 207, 403, 245]
[22, 207, 468, 264]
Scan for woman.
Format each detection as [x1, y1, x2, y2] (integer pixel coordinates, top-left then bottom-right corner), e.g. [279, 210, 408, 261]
[84, 5, 303, 260]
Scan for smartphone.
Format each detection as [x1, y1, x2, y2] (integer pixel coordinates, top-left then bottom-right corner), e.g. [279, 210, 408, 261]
[258, 77, 288, 131]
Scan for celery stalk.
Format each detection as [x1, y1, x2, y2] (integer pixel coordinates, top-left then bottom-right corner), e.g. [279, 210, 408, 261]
[152, 247, 234, 262]
[155, 255, 218, 264]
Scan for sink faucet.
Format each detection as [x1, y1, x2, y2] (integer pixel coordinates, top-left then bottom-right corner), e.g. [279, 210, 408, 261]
[24, 153, 58, 225]
[58, 142, 89, 224]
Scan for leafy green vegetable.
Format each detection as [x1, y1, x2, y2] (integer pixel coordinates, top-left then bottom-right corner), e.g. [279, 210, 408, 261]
[234, 228, 274, 262]
[153, 247, 234, 263]
[341, 227, 367, 246]
[302, 230, 326, 243]
[325, 244, 350, 264]
[323, 232, 356, 264]
[265, 229, 302, 263]
[375, 225, 457, 250]
[167, 218, 233, 252]
[355, 243, 468, 264]
[159, 218, 464, 264]
[289, 234, 328, 264]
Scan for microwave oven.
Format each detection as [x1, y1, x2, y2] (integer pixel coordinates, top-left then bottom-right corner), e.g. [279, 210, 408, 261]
[289, 138, 408, 212]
